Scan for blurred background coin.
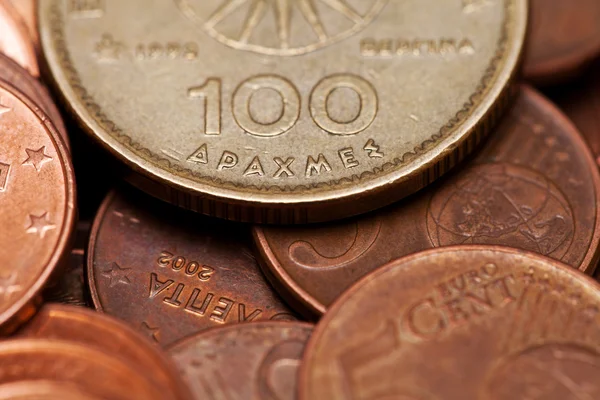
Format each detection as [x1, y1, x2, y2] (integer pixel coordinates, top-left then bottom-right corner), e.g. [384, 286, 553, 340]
[19, 304, 192, 400]
[0, 1, 38, 77]
[524, 0, 600, 85]
[300, 246, 600, 399]
[9, 0, 38, 51]
[169, 322, 312, 400]
[254, 85, 600, 317]
[39, 0, 527, 223]
[0, 83, 75, 333]
[555, 61, 600, 168]
[0, 339, 166, 400]
[88, 188, 296, 346]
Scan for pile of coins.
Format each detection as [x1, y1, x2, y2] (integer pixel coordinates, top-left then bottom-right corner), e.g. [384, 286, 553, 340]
[1, 0, 600, 398]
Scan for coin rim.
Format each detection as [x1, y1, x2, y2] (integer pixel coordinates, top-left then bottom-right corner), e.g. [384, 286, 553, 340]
[252, 84, 600, 317]
[86, 189, 117, 314]
[21, 304, 193, 400]
[0, 80, 76, 333]
[297, 244, 600, 399]
[39, 0, 528, 222]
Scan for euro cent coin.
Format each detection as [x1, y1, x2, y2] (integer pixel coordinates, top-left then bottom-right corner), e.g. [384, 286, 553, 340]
[169, 322, 312, 400]
[20, 304, 193, 400]
[253, 85, 600, 317]
[0, 339, 166, 400]
[0, 1, 38, 77]
[0, 82, 75, 333]
[39, 0, 527, 223]
[299, 246, 600, 399]
[88, 188, 296, 347]
[0, 53, 69, 150]
[523, 0, 600, 85]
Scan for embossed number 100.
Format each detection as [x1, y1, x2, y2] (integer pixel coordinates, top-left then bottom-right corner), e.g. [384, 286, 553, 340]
[188, 74, 378, 137]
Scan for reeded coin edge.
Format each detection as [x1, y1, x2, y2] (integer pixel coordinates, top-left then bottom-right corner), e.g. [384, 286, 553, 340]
[41, 0, 524, 200]
[297, 245, 600, 399]
[0, 80, 76, 333]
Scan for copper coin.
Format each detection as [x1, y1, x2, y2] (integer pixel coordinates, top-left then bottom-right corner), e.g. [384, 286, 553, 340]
[254, 85, 600, 317]
[43, 220, 90, 306]
[0, 381, 102, 400]
[524, 0, 600, 85]
[300, 245, 600, 399]
[9, 0, 38, 51]
[0, 82, 75, 333]
[0, 339, 165, 399]
[19, 304, 193, 400]
[88, 188, 297, 347]
[0, 1, 38, 77]
[168, 322, 312, 400]
[555, 63, 600, 169]
[0, 52, 69, 149]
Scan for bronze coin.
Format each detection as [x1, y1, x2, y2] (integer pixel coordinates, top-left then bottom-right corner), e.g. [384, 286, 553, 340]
[0, 381, 102, 400]
[254, 85, 600, 317]
[9, 0, 38, 51]
[168, 322, 312, 400]
[555, 63, 600, 169]
[0, 339, 165, 399]
[88, 188, 297, 347]
[0, 82, 76, 333]
[0, 0, 38, 77]
[300, 245, 600, 399]
[19, 304, 193, 400]
[43, 220, 90, 307]
[0, 52, 69, 149]
[524, 0, 600, 85]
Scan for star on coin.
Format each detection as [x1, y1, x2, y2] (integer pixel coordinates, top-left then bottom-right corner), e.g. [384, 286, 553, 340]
[22, 146, 53, 172]
[26, 212, 56, 238]
[206, 0, 369, 49]
[140, 321, 160, 343]
[101, 262, 132, 287]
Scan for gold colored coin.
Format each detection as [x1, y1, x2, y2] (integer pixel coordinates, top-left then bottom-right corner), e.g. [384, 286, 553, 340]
[39, 0, 527, 223]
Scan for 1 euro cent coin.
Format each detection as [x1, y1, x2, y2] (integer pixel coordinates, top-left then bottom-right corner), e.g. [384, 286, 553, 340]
[300, 246, 600, 399]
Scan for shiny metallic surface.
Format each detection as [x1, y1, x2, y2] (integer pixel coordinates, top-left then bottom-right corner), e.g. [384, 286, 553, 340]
[39, 0, 526, 222]
[88, 188, 296, 347]
[9, 0, 38, 51]
[300, 246, 600, 399]
[0, 52, 69, 149]
[19, 304, 193, 400]
[254, 86, 600, 317]
[0, 82, 76, 333]
[0, 339, 166, 400]
[524, 0, 600, 85]
[169, 322, 312, 400]
[0, 0, 38, 76]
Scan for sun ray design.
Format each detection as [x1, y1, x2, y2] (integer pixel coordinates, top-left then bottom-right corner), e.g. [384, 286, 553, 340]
[186, 0, 387, 56]
[205, 0, 250, 29]
[275, 0, 292, 49]
[319, 0, 362, 23]
[239, 0, 268, 43]
[297, 0, 328, 42]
